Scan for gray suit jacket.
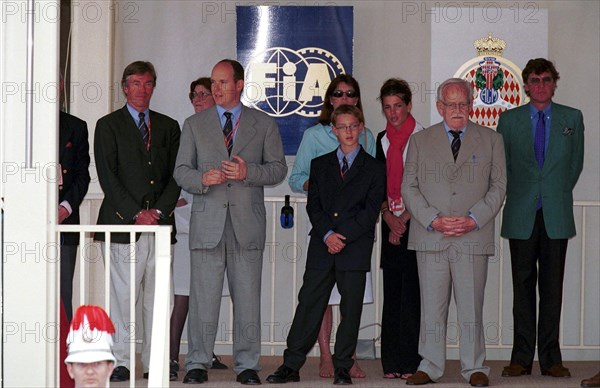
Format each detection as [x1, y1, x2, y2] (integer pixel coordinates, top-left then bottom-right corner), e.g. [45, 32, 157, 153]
[174, 105, 287, 250]
[402, 121, 506, 256]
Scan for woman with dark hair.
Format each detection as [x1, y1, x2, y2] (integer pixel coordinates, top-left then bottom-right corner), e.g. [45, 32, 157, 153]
[288, 74, 375, 379]
[375, 78, 422, 380]
[188, 77, 214, 114]
[169, 77, 227, 381]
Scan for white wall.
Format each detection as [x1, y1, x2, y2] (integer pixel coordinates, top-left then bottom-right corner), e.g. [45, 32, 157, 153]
[2, 2, 597, 383]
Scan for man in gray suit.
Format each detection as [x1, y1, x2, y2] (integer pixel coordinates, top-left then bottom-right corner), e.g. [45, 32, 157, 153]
[174, 59, 287, 385]
[402, 78, 506, 387]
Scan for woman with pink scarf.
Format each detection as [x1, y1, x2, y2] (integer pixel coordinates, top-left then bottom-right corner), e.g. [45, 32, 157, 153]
[375, 78, 422, 380]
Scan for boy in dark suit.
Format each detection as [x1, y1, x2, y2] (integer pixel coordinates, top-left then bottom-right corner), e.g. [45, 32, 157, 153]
[267, 105, 385, 385]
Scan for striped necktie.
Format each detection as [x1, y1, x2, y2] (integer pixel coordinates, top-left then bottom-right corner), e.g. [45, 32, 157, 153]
[341, 156, 349, 178]
[138, 112, 149, 149]
[450, 130, 462, 161]
[223, 112, 233, 155]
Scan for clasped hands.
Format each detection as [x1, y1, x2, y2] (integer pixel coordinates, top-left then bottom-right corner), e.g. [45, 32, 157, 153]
[431, 216, 476, 237]
[202, 155, 247, 186]
[325, 233, 346, 254]
[383, 211, 409, 245]
[134, 209, 163, 225]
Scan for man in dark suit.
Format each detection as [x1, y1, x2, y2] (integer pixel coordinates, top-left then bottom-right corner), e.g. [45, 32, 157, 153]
[266, 105, 385, 385]
[174, 59, 287, 385]
[498, 58, 584, 379]
[94, 61, 181, 381]
[58, 104, 91, 322]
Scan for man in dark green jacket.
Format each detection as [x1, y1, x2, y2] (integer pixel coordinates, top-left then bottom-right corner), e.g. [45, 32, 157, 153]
[498, 58, 584, 379]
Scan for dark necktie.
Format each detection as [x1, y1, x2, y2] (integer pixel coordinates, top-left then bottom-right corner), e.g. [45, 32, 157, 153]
[223, 112, 233, 155]
[138, 112, 149, 149]
[450, 130, 462, 161]
[341, 156, 349, 178]
[534, 111, 545, 169]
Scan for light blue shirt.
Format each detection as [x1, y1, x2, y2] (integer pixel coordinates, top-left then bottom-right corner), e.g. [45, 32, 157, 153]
[288, 123, 376, 193]
[216, 103, 243, 142]
[529, 103, 552, 152]
[442, 121, 467, 143]
[127, 104, 149, 126]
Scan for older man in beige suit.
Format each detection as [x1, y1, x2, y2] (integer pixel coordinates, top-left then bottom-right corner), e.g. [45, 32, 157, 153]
[402, 78, 506, 387]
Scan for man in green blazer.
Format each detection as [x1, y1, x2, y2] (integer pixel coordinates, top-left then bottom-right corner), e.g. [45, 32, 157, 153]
[498, 58, 584, 379]
[94, 61, 181, 381]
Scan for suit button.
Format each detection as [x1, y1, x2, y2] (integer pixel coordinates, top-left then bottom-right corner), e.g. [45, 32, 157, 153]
[63, 169, 67, 174]
[333, 212, 338, 217]
[148, 161, 152, 165]
[150, 180, 154, 185]
[223, 204, 227, 208]
[228, 183, 232, 187]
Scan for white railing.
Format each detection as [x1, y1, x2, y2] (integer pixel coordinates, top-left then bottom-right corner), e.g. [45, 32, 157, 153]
[68, 196, 600, 369]
[56, 224, 172, 387]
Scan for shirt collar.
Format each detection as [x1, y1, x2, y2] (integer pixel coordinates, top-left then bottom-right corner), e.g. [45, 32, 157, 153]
[442, 121, 467, 135]
[216, 103, 243, 123]
[529, 102, 552, 118]
[127, 104, 149, 124]
[336, 145, 361, 166]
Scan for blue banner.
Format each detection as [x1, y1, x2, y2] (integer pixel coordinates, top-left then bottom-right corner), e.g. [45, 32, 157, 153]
[237, 6, 354, 155]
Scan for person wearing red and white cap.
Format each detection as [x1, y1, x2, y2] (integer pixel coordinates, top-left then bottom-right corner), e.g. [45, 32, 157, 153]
[65, 305, 116, 388]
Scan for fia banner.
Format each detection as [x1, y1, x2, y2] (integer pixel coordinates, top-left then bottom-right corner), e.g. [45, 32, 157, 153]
[237, 6, 353, 155]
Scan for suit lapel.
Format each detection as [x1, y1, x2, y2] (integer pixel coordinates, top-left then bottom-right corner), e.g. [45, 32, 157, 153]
[58, 112, 72, 161]
[341, 147, 366, 186]
[544, 104, 565, 170]
[514, 104, 537, 166]
[120, 106, 148, 153]
[204, 108, 230, 159]
[231, 106, 257, 156]
[430, 124, 454, 163]
[327, 151, 344, 186]
[455, 123, 480, 166]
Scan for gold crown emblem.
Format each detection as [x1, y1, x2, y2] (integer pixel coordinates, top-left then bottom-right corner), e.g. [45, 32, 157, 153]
[474, 33, 506, 56]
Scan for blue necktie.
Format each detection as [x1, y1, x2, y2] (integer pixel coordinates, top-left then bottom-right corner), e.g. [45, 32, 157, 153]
[534, 111, 545, 209]
[534, 111, 545, 169]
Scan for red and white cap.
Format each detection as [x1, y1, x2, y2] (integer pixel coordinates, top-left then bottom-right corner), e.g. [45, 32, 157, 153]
[65, 305, 116, 364]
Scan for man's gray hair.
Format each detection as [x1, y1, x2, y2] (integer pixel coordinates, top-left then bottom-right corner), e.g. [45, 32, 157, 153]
[436, 78, 473, 102]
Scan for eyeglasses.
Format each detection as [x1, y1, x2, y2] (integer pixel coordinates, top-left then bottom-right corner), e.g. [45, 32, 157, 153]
[331, 90, 358, 98]
[441, 102, 469, 110]
[189, 91, 212, 100]
[335, 123, 361, 132]
[528, 76, 554, 85]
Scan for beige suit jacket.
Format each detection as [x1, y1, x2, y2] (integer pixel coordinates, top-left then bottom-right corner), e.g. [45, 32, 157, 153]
[402, 121, 506, 256]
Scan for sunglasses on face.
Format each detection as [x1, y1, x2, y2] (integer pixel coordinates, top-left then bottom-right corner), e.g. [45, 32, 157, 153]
[331, 90, 358, 98]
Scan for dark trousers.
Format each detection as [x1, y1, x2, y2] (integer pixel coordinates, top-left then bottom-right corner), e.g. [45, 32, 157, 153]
[60, 244, 78, 322]
[381, 250, 421, 374]
[509, 209, 568, 370]
[283, 268, 366, 371]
